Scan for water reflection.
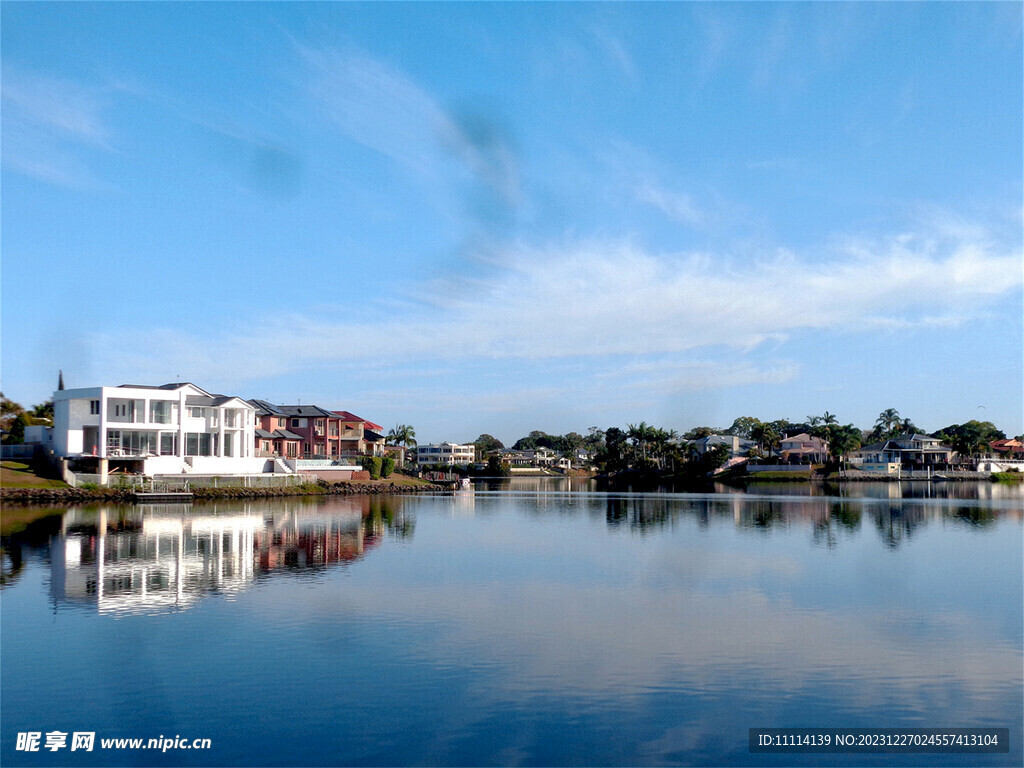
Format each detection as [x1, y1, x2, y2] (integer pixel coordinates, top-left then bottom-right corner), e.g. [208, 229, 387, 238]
[2, 487, 1020, 767]
[596, 492, 1019, 549]
[43, 497, 414, 616]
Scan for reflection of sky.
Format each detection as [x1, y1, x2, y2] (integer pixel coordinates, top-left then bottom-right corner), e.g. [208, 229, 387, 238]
[2, 493, 1021, 767]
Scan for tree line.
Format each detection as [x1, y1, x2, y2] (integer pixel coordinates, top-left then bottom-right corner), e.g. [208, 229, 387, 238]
[472, 408, 1016, 475]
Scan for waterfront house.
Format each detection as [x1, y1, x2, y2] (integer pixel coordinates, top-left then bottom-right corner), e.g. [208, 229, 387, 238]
[332, 411, 384, 457]
[690, 434, 757, 458]
[851, 434, 953, 470]
[779, 433, 828, 463]
[990, 438, 1024, 458]
[249, 400, 303, 459]
[274, 405, 345, 458]
[52, 382, 258, 475]
[416, 442, 476, 467]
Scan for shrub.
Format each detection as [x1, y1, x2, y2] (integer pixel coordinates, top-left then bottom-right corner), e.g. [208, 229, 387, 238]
[381, 457, 395, 478]
[360, 456, 383, 480]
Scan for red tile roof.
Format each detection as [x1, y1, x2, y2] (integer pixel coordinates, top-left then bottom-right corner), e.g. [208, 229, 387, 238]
[333, 411, 383, 431]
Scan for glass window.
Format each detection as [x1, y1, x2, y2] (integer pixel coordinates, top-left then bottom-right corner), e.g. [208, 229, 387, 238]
[90, 400, 100, 415]
[150, 401, 175, 424]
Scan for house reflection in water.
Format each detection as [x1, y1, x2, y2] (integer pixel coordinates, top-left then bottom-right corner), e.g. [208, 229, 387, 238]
[50, 500, 382, 616]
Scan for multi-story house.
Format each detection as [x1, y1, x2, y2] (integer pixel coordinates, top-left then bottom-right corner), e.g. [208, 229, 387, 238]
[249, 400, 303, 459]
[416, 442, 476, 467]
[332, 411, 385, 457]
[52, 382, 256, 475]
[852, 434, 953, 470]
[274, 405, 345, 458]
[779, 433, 828, 463]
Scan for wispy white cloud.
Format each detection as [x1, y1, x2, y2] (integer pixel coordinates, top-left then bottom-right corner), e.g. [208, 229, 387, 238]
[1, 66, 116, 186]
[86, 214, 1021, 401]
[300, 45, 520, 209]
[591, 27, 639, 83]
[634, 179, 706, 227]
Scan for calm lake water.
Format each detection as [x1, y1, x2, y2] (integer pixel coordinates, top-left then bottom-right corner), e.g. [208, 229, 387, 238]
[2, 480, 1021, 767]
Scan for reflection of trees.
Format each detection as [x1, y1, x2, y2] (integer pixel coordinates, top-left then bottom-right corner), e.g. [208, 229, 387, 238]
[364, 497, 416, 540]
[0, 544, 24, 587]
[952, 506, 997, 527]
[869, 505, 929, 549]
[604, 496, 679, 532]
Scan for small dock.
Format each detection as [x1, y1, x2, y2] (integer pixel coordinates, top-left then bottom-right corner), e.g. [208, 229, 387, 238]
[131, 491, 194, 503]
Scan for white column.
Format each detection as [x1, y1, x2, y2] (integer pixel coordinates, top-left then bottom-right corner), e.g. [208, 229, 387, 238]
[98, 390, 108, 458]
[218, 409, 225, 457]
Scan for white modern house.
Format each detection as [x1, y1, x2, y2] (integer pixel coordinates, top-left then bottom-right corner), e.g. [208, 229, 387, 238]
[52, 382, 259, 475]
[415, 442, 476, 467]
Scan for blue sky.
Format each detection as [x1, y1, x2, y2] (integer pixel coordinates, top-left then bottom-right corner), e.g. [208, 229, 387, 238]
[2, 2, 1021, 444]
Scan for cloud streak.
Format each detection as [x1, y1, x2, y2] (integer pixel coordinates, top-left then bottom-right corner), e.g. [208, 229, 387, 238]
[301, 46, 520, 210]
[1, 67, 116, 186]
[87, 215, 1021, 400]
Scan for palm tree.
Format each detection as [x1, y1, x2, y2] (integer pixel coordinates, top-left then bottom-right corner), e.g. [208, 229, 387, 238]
[752, 422, 781, 458]
[873, 408, 902, 440]
[387, 424, 416, 449]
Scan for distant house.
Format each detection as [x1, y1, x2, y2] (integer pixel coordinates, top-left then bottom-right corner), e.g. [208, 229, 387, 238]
[249, 400, 303, 459]
[851, 434, 953, 469]
[990, 438, 1024, 458]
[332, 411, 384, 457]
[779, 433, 828, 463]
[494, 448, 571, 471]
[416, 442, 476, 467]
[690, 434, 756, 458]
[274, 405, 345, 458]
[52, 382, 257, 474]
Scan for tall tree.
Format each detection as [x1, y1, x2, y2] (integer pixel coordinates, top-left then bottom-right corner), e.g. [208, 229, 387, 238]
[473, 433, 505, 454]
[872, 408, 902, 441]
[726, 416, 761, 438]
[387, 424, 417, 449]
[828, 424, 862, 470]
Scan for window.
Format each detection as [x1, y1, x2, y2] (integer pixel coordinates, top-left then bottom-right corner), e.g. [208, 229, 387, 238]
[291, 419, 299, 428]
[190, 407, 205, 419]
[223, 433, 233, 457]
[185, 433, 212, 456]
[89, 400, 100, 415]
[160, 433, 177, 456]
[149, 401, 175, 424]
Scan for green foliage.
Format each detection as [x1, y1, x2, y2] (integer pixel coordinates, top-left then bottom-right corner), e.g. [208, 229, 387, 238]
[869, 408, 917, 441]
[361, 456, 383, 480]
[485, 454, 511, 477]
[725, 417, 761, 439]
[6, 413, 29, 444]
[473, 433, 505, 453]
[79, 482, 101, 491]
[935, 420, 1005, 457]
[386, 424, 417, 449]
[992, 471, 1023, 484]
[381, 456, 395, 478]
[697, 443, 732, 474]
[511, 430, 587, 454]
[827, 424, 862, 467]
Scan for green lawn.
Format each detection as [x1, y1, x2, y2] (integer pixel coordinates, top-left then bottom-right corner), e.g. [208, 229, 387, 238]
[0, 460, 68, 489]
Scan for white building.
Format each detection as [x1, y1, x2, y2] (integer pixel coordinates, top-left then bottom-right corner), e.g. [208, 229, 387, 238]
[416, 442, 476, 467]
[52, 382, 258, 475]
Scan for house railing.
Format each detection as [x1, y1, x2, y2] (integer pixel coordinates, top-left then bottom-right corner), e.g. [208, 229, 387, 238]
[69, 472, 316, 490]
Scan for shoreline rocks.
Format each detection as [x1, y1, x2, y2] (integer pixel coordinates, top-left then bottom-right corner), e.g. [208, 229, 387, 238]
[0, 482, 449, 506]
